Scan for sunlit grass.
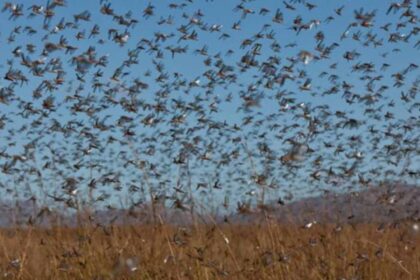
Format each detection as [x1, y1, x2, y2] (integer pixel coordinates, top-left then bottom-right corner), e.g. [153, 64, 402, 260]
[0, 219, 418, 279]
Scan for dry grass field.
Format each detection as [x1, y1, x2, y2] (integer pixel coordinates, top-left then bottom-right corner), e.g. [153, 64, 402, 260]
[0, 219, 418, 279]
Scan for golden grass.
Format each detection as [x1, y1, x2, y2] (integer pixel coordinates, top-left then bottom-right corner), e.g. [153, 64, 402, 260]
[0, 221, 418, 279]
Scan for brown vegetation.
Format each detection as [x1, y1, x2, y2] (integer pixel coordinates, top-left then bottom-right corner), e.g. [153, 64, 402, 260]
[0, 220, 418, 279]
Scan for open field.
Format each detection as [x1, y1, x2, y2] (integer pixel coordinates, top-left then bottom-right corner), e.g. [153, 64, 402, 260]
[0, 220, 418, 279]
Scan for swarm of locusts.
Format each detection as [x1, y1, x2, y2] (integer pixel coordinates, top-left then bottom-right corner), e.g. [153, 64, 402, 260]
[0, 0, 418, 279]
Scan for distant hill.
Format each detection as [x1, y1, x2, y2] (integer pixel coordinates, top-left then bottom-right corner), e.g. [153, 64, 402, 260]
[229, 183, 419, 224]
[0, 183, 418, 227]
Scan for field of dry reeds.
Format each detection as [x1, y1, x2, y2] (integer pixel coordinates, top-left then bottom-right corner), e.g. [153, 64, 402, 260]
[0, 219, 418, 279]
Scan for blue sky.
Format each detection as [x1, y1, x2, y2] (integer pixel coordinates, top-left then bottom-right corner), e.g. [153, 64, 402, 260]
[0, 0, 418, 212]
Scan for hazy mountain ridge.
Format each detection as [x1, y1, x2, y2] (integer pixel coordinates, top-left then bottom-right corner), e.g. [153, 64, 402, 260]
[0, 183, 418, 227]
[231, 183, 419, 224]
